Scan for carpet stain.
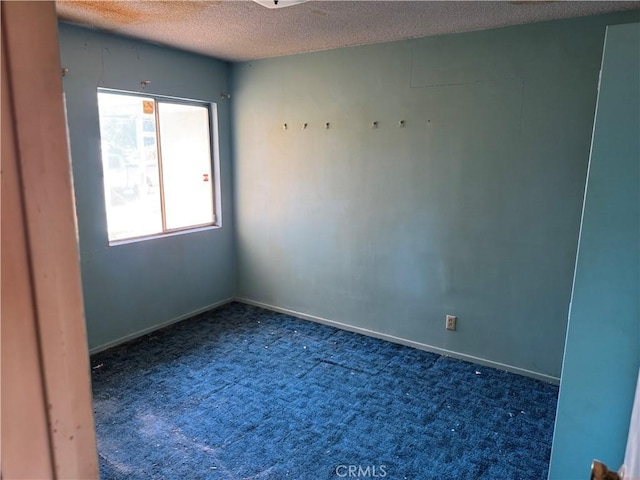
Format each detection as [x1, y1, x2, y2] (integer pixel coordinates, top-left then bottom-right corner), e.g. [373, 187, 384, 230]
[91, 302, 559, 479]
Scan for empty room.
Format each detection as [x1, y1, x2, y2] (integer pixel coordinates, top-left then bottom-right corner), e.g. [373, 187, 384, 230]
[2, 1, 639, 479]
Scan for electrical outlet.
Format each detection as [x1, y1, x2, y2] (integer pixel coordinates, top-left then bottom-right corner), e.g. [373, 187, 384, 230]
[446, 315, 457, 331]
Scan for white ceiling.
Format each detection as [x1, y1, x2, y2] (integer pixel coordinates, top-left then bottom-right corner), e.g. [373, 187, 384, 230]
[56, 1, 640, 62]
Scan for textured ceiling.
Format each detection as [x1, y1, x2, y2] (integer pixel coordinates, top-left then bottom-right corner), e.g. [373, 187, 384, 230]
[56, 1, 640, 62]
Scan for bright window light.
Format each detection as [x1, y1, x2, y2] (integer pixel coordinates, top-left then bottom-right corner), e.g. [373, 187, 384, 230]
[97, 90, 217, 242]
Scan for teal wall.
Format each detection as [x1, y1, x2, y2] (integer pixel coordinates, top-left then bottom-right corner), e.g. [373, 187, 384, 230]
[231, 11, 638, 381]
[58, 24, 235, 351]
[549, 22, 640, 478]
[59, 11, 638, 386]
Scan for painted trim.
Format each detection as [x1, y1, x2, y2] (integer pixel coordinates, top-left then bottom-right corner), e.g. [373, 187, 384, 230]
[88, 297, 234, 355]
[236, 297, 561, 385]
[89, 294, 560, 384]
[3, 3, 99, 476]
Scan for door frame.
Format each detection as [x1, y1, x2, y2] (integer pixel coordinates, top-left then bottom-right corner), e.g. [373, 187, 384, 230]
[1, 2, 99, 477]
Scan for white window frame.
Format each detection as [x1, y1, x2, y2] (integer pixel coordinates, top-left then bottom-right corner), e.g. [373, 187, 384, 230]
[97, 88, 222, 245]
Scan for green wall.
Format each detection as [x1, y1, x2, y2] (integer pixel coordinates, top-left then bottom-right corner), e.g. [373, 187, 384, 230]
[231, 12, 638, 381]
[58, 24, 235, 351]
[549, 22, 640, 478]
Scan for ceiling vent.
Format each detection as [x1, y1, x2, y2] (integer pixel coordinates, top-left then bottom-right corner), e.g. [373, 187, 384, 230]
[252, 0, 310, 9]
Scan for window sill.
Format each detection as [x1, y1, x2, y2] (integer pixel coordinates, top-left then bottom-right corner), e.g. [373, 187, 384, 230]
[107, 224, 221, 247]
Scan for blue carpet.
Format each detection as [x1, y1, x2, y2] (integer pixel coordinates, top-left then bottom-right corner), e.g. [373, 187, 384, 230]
[91, 302, 559, 479]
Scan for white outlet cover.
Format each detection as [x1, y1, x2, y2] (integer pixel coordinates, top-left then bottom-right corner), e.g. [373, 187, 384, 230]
[446, 315, 457, 330]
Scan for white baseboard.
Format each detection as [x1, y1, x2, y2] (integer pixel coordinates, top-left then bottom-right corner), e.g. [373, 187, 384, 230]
[88, 297, 235, 355]
[235, 297, 561, 385]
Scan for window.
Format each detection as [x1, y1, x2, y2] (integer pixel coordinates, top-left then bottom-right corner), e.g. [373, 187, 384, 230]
[97, 89, 218, 242]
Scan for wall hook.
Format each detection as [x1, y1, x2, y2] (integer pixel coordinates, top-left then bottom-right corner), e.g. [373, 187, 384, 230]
[283, 123, 288, 130]
[399, 120, 405, 128]
[140, 80, 151, 90]
[372, 121, 378, 129]
[302, 123, 308, 130]
[325, 122, 330, 129]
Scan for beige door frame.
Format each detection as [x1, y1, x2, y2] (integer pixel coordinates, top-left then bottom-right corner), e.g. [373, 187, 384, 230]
[1, 1, 99, 478]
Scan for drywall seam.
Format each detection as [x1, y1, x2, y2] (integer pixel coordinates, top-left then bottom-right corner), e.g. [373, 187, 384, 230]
[88, 297, 235, 355]
[236, 297, 561, 385]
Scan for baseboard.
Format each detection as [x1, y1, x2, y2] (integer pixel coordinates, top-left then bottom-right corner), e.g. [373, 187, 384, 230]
[88, 297, 235, 355]
[235, 297, 561, 385]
